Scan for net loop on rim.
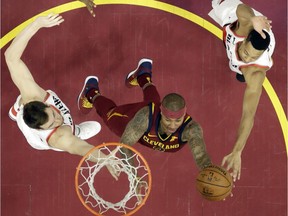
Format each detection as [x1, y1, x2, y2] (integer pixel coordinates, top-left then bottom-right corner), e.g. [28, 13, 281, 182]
[76, 143, 152, 215]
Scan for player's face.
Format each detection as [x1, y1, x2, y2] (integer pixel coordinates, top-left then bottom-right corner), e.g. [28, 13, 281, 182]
[160, 114, 185, 135]
[40, 106, 63, 130]
[238, 41, 264, 63]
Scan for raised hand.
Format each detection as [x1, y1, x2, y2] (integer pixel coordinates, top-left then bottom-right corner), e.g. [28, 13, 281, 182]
[135, 179, 148, 204]
[222, 151, 241, 182]
[79, 0, 97, 17]
[105, 147, 121, 180]
[251, 16, 272, 39]
[105, 163, 120, 181]
[35, 14, 64, 28]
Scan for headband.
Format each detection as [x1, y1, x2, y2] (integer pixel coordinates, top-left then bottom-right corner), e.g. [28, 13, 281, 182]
[160, 105, 187, 119]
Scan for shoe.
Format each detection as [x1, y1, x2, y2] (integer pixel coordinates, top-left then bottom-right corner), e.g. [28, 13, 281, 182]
[236, 73, 245, 82]
[75, 121, 101, 140]
[77, 76, 99, 114]
[125, 58, 153, 88]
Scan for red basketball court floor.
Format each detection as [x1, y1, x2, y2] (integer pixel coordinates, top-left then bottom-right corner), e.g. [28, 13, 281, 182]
[1, 0, 287, 215]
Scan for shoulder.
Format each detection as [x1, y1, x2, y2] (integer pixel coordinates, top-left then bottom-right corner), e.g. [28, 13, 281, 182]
[22, 91, 48, 104]
[241, 66, 267, 81]
[241, 64, 268, 74]
[135, 105, 150, 117]
[129, 106, 150, 128]
[242, 68, 266, 91]
[48, 125, 74, 145]
[182, 120, 203, 140]
[186, 120, 202, 131]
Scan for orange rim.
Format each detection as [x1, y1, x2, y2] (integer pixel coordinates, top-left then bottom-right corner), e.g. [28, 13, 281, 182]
[75, 142, 152, 216]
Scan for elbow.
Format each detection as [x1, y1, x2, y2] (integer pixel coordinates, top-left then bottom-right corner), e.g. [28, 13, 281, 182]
[66, 146, 82, 156]
[4, 47, 15, 63]
[237, 4, 252, 13]
[236, 4, 254, 21]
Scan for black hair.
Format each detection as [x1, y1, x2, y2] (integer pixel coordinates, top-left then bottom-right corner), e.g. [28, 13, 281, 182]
[246, 30, 270, 50]
[23, 101, 49, 129]
[162, 93, 186, 111]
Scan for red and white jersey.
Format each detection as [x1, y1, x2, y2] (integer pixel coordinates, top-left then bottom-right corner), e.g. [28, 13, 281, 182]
[10, 90, 74, 151]
[223, 23, 275, 74]
[209, 0, 275, 74]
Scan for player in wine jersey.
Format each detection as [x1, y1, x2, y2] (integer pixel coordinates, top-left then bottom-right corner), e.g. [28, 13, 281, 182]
[209, 0, 275, 181]
[77, 59, 212, 170]
[4, 14, 118, 179]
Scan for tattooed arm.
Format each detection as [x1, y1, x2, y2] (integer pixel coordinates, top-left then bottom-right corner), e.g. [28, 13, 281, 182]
[119, 106, 150, 202]
[182, 120, 212, 170]
[120, 106, 150, 145]
[119, 106, 149, 164]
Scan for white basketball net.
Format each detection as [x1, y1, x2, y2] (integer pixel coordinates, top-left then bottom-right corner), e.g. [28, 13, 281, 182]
[76, 145, 151, 215]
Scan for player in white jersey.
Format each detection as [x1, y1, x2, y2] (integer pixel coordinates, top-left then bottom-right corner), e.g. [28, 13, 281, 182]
[9, 91, 101, 151]
[209, 0, 274, 181]
[4, 14, 118, 180]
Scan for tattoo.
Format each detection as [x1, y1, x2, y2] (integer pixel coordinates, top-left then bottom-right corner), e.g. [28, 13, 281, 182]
[120, 106, 149, 146]
[120, 106, 149, 169]
[182, 120, 212, 169]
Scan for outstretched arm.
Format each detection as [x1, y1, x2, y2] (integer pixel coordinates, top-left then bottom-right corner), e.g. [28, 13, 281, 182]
[4, 14, 64, 103]
[182, 120, 212, 170]
[236, 4, 271, 38]
[117, 106, 149, 167]
[119, 106, 150, 202]
[48, 126, 119, 180]
[222, 68, 266, 181]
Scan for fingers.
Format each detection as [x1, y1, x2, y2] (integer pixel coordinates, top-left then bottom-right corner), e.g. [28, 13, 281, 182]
[47, 13, 61, 20]
[221, 158, 226, 166]
[232, 167, 240, 182]
[221, 156, 228, 167]
[112, 172, 119, 181]
[109, 167, 120, 181]
[232, 172, 237, 182]
[46, 13, 64, 26]
[86, 7, 96, 17]
[237, 169, 241, 180]
[112, 166, 120, 180]
[136, 181, 148, 204]
[85, 0, 97, 17]
[111, 146, 120, 155]
[252, 16, 272, 38]
[263, 17, 272, 33]
[260, 32, 267, 39]
[136, 195, 143, 204]
[226, 162, 233, 172]
[90, 11, 96, 17]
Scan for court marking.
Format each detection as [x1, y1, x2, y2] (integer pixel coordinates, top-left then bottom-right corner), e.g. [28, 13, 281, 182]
[1, 0, 287, 154]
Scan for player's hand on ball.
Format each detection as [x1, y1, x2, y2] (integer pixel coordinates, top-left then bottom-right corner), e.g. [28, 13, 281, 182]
[79, 0, 97, 17]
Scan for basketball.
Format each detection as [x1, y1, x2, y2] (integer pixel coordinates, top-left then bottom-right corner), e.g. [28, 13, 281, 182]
[196, 165, 233, 201]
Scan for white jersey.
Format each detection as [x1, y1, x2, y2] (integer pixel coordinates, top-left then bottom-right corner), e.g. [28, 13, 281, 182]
[209, 0, 275, 74]
[223, 23, 275, 74]
[10, 90, 75, 151]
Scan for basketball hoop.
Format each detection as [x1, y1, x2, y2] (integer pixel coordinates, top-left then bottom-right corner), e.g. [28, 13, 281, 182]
[75, 142, 152, 215]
